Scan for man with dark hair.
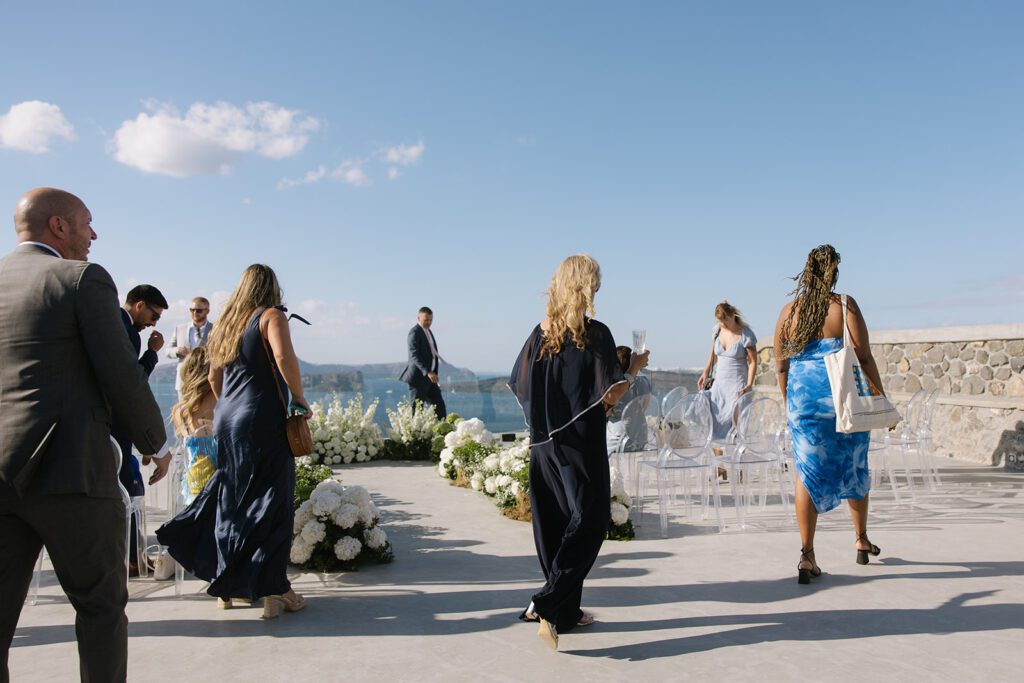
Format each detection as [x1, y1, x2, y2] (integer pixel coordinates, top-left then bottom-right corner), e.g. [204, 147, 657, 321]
[114, 285, 167, 573]
[0, 187, 166, 682]
[398, 306, 447, 419]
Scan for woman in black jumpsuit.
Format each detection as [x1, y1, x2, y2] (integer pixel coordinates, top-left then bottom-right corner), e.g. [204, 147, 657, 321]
[509, 254, 649, 650]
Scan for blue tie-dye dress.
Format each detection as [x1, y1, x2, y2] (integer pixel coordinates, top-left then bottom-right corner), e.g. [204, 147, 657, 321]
[787, 338, 870, 513]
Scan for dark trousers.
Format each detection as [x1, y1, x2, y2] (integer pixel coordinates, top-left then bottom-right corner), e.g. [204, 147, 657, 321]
[528, 417, 610, 632]
[0, 495, 128, 683]
[409, 381, 447, 420]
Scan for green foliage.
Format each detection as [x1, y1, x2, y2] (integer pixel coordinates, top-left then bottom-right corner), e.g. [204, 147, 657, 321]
[606, 519, 635, 541]
[380, 437, 434, 461]
[294, 460, 333, 509]
[451, 440, 499, 472]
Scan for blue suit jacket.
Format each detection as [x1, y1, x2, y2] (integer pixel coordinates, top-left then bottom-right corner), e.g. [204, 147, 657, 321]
[398, 325, 438, 390]
[111, 309, 159, 491]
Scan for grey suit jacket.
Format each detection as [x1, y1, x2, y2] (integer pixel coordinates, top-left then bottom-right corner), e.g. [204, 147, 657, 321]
[0, 244, 166, 500]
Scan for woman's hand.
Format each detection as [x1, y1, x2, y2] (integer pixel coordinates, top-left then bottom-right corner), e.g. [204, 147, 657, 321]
[629, 350, 650, 375]
[289, 394, 312, 419]
[697, 373, 707, 390]
[736, 385, 753, 397]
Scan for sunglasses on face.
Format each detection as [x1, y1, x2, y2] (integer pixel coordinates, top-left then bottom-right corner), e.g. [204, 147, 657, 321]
[190, 308, 209, 313]
[145, 304, 162, 322]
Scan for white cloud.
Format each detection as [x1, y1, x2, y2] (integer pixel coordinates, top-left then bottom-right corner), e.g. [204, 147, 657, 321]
[332, 160, 370, 187]
[277, 165, 328, 190]
[387, 167, 400, 181]
[0, 100, 76, 153]
[109, 100, 320, 177]
[380, 140, 424, 166]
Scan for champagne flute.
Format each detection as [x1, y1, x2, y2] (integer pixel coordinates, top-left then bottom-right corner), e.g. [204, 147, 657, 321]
[632, 329, 647, 354]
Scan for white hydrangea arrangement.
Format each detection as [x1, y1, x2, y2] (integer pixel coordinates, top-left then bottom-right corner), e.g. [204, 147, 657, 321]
[308, 395, 384, 465]
[289, 478, 394, 571]
[436, 417, 634, 538]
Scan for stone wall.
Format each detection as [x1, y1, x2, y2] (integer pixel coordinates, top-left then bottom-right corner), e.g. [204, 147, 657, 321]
[753, 323, 1024, 466]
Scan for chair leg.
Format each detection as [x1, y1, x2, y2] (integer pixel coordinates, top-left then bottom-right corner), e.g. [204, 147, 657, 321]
[30, 548, 45, 606]
[656, 471, 669, 538]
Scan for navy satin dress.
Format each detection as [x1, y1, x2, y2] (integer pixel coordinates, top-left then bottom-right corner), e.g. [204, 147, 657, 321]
[157, 308, 295, 600]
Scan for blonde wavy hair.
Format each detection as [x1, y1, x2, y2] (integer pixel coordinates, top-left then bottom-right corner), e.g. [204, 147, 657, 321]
[714, 300, 745, 328]
[173, 347, 212, 435]
[540, 254, 601, 358]
[206, 264, 282, 369]
[779, 244, 841, 359]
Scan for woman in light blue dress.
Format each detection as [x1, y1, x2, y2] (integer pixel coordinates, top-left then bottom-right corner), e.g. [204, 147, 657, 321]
[698, 301, 758, 440]
[774, 245, 887, 584]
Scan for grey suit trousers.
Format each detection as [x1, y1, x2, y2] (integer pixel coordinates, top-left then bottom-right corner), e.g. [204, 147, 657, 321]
[0, 495, 128, 683]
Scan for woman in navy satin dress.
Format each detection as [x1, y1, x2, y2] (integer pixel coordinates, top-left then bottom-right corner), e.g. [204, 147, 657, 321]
[158, 264, 310, 617]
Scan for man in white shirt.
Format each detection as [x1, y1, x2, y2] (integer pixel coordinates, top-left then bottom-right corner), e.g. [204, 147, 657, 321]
[166, 296, 213, 395]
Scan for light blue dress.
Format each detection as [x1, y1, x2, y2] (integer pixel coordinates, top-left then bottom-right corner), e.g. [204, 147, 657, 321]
[787, 338, 870, 513]
[709, 325, 757, 439]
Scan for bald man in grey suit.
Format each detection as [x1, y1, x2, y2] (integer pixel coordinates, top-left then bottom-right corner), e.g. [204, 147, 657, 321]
[0, 188, 167, 683]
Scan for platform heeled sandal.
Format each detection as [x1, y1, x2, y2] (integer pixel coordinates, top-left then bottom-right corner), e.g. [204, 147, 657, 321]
[797, 547, 822, 585]
[855, 533, 881, 565]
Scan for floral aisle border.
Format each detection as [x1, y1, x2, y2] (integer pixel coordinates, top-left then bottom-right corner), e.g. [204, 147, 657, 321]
[308, 395, 384, 465]
[437, 417, 635, 540]
[307, 395, 449, 463]
[290, 459, 395, 572]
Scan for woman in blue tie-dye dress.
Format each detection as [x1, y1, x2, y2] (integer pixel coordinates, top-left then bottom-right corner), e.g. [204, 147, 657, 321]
[773, 245, 889, 584]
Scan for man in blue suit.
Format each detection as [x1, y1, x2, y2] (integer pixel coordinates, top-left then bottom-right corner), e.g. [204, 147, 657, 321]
[398, 306, 447, 419]
[112, 285, 167, 575]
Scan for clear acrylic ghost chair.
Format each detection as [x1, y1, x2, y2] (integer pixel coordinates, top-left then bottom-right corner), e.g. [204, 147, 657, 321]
[661, 386, 689, 418]
[912, 389, 942, 490]
[718, 396, 793, 529]
[637, 393, 724, 536]
[613, 394, 660, 497]
[870, 389, 925, 501]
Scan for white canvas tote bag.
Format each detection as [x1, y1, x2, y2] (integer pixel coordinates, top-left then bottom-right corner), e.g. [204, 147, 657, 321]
[824, 295, 901, 433]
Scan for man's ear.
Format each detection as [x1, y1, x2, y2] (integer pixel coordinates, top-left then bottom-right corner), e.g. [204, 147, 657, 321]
[47, 215, 65, 239]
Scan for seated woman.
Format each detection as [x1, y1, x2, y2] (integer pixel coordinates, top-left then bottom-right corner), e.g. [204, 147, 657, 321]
[173, 347, 218, 505]
[698, 301, 757, 441]
[607, 345, 654, 454]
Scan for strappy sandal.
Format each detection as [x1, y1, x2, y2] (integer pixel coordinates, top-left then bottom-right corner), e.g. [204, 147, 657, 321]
[855, 533, 881, 565]
[797, 547, 822, 585]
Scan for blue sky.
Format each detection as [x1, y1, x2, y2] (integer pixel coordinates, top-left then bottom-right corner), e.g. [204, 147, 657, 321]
[2, 1, 1021, 373]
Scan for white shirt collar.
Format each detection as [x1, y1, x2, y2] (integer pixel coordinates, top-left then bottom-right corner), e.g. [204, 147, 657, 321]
[19, 241, 62, 258]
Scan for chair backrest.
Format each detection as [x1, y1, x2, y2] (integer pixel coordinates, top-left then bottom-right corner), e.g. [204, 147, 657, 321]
[735, 396, 784, 454]
[661, 386, 689, 417]
[617, 394, 656, 453]
[901, 389, 925, 436]
[918, 388, 940, 431]
[659, 393, 713, 460]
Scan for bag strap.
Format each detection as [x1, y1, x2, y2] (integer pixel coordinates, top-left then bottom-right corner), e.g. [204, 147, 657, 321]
[840, 294, 852, 349]
[258, 308, 290, 415]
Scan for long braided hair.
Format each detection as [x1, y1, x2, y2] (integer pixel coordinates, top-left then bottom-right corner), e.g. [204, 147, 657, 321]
[779, 244, 841, 359]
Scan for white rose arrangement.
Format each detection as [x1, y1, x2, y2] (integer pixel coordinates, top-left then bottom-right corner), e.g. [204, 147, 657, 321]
[308, 395, 384, 465]
[290, 478, 394, 571]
